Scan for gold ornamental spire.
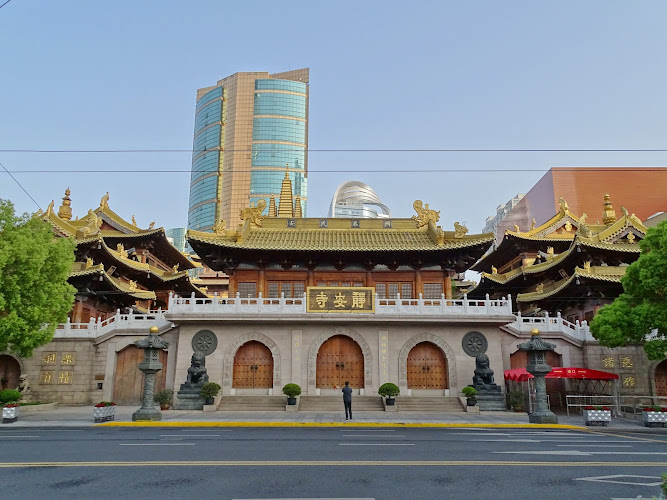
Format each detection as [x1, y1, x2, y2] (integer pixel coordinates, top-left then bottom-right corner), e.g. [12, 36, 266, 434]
[602, 193, 617, 225]
[294, 195, 303, 218]
[268, 195, 277, 218]
[277, 167, 294, 218]
[57, 187, 73, 220]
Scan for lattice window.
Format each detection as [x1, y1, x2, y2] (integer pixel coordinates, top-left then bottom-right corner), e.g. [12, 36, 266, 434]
[238, 282, 257, 298]
[423, 283, 443, 299]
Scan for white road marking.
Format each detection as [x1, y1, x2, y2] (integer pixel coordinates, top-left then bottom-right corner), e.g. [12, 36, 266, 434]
[496, 451, 667, 456]
[472, 439, 541, 443]
[341, 435, 406, 438]
[160, 434, 221, 437]
[234, 498, 375, 500]
[119, 443, 196, 446]
[339, 443, 414, 446]
[576, 474, 662, 486]
[557, 444, 633, 448]
[339, 429, 395, 432]
[0, 435, 40, 438]
[181, 429, 233, 432]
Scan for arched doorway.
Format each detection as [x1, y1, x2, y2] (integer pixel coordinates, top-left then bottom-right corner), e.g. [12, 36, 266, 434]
[407, 342, 448, 390]
[316, 335, 364, 389]
[233, 341, 274, 389]
[655, 360, 667, 397]
[0, 355, 21, 390]
[510, 350, 564, 409]
[113, 346, 167, 405]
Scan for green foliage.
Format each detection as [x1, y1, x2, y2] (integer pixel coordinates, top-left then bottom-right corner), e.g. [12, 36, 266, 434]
[461, 386, 477, 397]
[0, 200, 76, 357]
[508, 389, 525, 408]
[282, 383, 301, 398]
[590, 220, 667, 360]
[200, 382, 221, 399]
[378, 382, 400, 398]
[662, 472, 667, 496]
[0, 389, 22, 403]
[153, 389, 173, 404]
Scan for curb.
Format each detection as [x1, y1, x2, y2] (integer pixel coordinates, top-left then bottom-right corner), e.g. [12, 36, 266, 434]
[97, 421, 585, 429]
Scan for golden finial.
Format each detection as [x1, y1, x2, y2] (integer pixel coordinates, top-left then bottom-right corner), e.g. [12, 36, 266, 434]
[172, 263, 179, 273]
[278, 171, 294, 218]
[131, 215, 137, 227]
[100, 192, 109, 209]
[46, 200, 55, 215]
[412, 200, 440, 228]
[559, 197, 569, 213]
[530, 328, 540, 336]
[58, 187, 73, 221]
[268, 195, 277, 217]
[454, 222, 468, 238]
[149, 221, 155, 229]
[514, 224, 520, 233]
[149, 326, 159, 334]
[491, 265, 498, 274]
[602, 193, 617, 225]
[530, 218, 536, 230]
[294, 196, 303, 218]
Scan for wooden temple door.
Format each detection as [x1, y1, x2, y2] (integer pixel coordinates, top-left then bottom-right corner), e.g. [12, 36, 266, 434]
[655, 360, 667, 397]
[233, 341, 274, 389]
[316, 335, 364, 389]
[0, 355, 21, 390]
[407, 342, 447, 389]
[113, 346, 167, 405]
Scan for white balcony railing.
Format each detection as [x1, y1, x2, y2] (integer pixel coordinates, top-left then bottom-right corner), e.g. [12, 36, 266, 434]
[505, 311, 593, 342]
[167, 292, 514, 317]
[54, 309, 172, 339]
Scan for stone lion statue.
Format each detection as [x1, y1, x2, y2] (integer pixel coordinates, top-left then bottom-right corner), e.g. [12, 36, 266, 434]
[186, 351, 209, 385]
[472, 353, 495, 387]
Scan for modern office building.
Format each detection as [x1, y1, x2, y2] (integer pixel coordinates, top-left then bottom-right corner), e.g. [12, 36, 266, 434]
[328, 181, 391, 218]
[482, 193, 525, 243]
[165, 227, 187, 253]
[187, 69, 309, 231]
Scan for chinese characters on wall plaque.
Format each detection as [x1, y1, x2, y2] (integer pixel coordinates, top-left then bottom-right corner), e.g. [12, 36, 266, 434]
[306, 287, 375, 313]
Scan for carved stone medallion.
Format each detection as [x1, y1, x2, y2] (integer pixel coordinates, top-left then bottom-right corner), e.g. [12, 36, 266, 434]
[192, 330, 218, 355]
[462, 331, 488, 357]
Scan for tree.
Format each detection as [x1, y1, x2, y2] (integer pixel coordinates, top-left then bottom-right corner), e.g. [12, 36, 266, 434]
[590, 219, 667, 360]
[0, 199, 76, 357]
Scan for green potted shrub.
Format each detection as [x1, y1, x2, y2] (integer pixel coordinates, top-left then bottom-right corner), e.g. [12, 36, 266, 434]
[154, 389, 174, 410]
[282, 383, 301, 405]
[508, 389, 525, 412]
[200, 382, 221, 405]
[462, 386, 477, 406]
[378, 383, 400, 405]
[1, 389, 22, 423]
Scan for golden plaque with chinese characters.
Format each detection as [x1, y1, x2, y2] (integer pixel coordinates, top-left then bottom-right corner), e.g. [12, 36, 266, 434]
[306, 287, 375, 313]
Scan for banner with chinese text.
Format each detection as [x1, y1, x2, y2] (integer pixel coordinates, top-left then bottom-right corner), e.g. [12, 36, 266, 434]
[306, 287, 375, 313]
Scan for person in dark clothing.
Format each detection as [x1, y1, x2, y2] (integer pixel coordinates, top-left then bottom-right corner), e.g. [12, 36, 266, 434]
[342, 380, 353, 421]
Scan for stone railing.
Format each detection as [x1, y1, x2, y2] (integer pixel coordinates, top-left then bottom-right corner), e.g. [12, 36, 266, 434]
[505, 311, 594, 342]
[54, 309, 172, 339]
[167, 292, 514, 317]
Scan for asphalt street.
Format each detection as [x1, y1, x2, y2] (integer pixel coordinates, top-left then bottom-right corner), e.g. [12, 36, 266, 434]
[1, 426, 666, 499]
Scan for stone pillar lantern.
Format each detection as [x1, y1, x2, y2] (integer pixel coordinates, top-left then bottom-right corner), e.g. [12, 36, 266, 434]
[518, 328, 558, 424]
[132, 326, 169, 422]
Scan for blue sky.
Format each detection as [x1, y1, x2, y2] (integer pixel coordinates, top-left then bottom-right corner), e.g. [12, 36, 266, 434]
[2, 1, 666, 232]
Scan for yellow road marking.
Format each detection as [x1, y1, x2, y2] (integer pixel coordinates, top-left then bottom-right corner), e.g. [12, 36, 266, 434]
[580, 429, 667, 445]
[97, 421, 584, 430]
[0, 460, 664, 468]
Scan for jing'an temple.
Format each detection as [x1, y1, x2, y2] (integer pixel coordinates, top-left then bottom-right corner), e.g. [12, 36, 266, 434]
[2, 179, 664, 411]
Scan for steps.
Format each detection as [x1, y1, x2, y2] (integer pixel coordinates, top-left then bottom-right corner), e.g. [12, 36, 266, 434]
[396, 397, 465, 413]
[217, 396, 287, 412]
[298, 396, 385, 412]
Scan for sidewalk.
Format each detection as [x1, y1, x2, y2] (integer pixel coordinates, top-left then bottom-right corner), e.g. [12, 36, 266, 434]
[5, 406, 666, 431]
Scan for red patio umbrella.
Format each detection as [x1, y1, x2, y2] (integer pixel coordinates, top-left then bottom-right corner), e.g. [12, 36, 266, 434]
[504, 367, 618, 382]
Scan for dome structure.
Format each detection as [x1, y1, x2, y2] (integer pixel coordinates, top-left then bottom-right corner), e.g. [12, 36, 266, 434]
[328, 181, 391, 219]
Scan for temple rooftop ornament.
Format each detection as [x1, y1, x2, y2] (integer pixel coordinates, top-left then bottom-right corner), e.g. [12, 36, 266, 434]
[57, 188, 72, 221]
[602, 193, 617, 225]
[412, 200, 440, 228]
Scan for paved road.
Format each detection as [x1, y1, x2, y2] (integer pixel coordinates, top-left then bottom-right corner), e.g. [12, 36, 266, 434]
[2, 426, 666, 499]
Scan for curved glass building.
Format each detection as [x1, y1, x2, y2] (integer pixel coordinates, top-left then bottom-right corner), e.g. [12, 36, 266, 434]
[188, 69, 309, 231]
[329, 181, 391, 219]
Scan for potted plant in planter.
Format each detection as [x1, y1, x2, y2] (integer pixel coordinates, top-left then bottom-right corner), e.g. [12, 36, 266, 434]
[93, 401, 117, 423]
[200, 382, 221, 405]
[154, 389, 174, 410]
[1, 390, 22, 424]
[378, 383, 400, 406]
[282, 383, 301, 405]
[642, 405, 667, 427]
[462, 386, 477, 406]
[508, 389, 526, 412]
[582, 405, 612, 426]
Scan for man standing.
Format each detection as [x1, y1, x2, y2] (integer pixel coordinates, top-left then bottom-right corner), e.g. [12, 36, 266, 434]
[342, 380, 353, 421]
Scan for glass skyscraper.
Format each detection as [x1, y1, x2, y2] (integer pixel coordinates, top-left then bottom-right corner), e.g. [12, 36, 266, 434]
[188, 69, 309, 231]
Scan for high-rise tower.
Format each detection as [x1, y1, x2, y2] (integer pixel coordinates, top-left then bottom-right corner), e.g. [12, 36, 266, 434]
[187, 69, 309, 231]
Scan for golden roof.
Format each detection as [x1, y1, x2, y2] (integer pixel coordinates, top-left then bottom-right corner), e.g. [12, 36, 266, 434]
[68, 263, 156, 300]
[188, 216, 494, 252]
[516, 266, 626, 302]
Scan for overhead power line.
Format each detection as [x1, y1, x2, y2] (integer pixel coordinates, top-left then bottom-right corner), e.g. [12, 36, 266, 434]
[0, 161, 42, 210]
[3, 148, 667, 153]
[0, 0, 13, 9]
[5, 167, 667, 174]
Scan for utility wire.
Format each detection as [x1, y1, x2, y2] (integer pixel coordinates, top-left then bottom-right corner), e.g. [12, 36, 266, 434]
[0, 160, 42, 210]
[5, 167, 667, 174]
[0, 0, 13, 9]
[3, 148, 667, 153]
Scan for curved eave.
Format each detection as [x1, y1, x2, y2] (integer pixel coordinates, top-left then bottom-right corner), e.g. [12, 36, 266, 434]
[94, 205, 142, 233]
[68, 265, 156, 300]
[471, 233, 572, 272]
[102, 229, 196, 270]
[516, 267, 625, 303]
